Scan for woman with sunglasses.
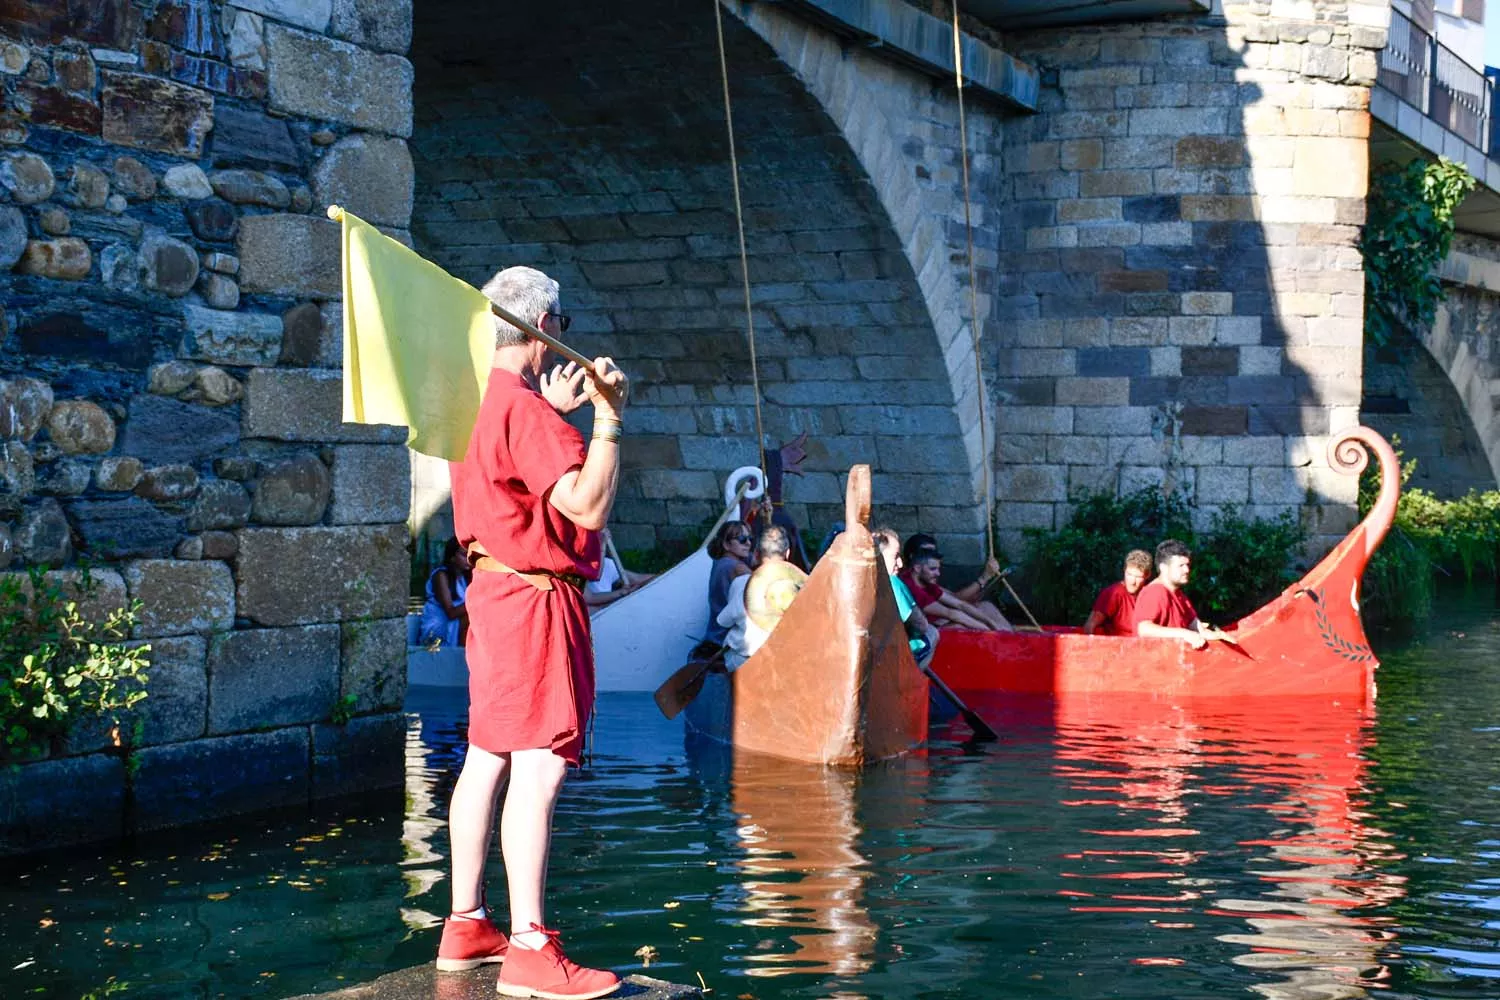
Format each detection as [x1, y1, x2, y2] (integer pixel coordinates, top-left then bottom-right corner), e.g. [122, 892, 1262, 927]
[704, 519, 754, 646]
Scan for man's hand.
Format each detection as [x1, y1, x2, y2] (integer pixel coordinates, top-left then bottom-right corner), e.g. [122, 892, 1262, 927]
[585, 356, 629, 418]
[540, 361, 588, 414]
[1184, 628, 1208, 650]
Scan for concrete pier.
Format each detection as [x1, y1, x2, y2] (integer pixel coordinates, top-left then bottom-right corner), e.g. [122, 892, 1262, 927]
[291, 966, 702, 1000]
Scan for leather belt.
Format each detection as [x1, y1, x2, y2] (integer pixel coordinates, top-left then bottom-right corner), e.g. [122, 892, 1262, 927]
[467, 543, 586, 593]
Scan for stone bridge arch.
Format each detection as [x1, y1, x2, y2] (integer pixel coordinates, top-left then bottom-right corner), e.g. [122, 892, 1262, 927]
[408, 0, 1010, 559]
[1362, 240, 1500, 495]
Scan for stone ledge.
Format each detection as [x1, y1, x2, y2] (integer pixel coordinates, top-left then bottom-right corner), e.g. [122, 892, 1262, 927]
[132, 728, 310, 832]
[0, 754, 125, 856]
[288, 966, 701, 1000]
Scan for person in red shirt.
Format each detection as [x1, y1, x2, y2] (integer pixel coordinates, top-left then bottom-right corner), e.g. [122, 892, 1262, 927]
[1083, 549, 1153, 636]
[438, 266, 627, 1000]
[1132, 538, 1212, 649]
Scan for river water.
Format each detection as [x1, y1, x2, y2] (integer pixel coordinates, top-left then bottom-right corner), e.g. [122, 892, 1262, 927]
[3, 591, 1500, 1000]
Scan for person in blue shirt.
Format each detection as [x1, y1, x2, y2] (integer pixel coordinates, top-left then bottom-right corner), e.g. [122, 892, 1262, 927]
[873, 527, 939, 666]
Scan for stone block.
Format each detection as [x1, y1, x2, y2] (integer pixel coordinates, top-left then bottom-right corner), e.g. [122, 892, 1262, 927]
[242, 368, 405, 443]
[0, 754, 125, 855]
[122, 395, 240, 464]
[340, 617, 406, 713]
[236, 524, 407, 626]
[1292, 138, 1367, 198]
[67, 496, 182, 559]
[236, 213, 340, 297]
[212, 105, 299, 170]
[1223, 436, 1286, 467]
[329, 444, 412, 524]
[251, 453, 330, 526]
[1196, 466, 1250, 505]
[132, 634, 208, 745]
[1251, 467, 1307, 505]
[187, 480, 251, 531]
[124, 560, 234, 637]
[331, 0, 411, 52]
[135, 464, 199, 502]
[17, 498, 73, 564]
[0, 377, 53, 441]
[312, 712, 405, 798]
[131, 728, 309, 831]
[1056, 376, 1129, 406]
[1179, 405, 1248, 436]
[18, 237, 91, 280]
[311, 133, 413, 227]
[208, 623, 339, 733]
[994, 406, 1072, 435]
[230, 0, 330, 31]
[0, 152, 54, 204]
[101, 71, 213, 157]
[266, 24, 412, 136]
[997, 464, 1067, 502]
[180, 305, 287, 368]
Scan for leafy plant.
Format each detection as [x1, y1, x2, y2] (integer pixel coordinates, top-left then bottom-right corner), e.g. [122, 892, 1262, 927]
[1360, 156, 1476, 346]
[0, 568, 151, 760]
[1359, 442, 1500, 629]
[329, 693, 358, 726]
[1017, 487, 1305, 626]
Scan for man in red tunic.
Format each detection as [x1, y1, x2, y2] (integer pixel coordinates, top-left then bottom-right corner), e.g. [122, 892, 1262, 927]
[436, 266, 627, 1000]
[1083, 548, 1152, 636]
[1132, 538, 1211, 649]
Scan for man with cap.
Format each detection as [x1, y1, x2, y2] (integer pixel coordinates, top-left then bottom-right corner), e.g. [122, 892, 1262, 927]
[898, 534, 1013, 631]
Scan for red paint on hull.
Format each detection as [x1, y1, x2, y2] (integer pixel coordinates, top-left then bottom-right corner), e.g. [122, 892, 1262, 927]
[934, 427, 1399, 708]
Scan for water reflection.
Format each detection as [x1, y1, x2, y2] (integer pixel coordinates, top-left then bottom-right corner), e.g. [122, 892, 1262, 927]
[1042, 694, 1404, 1000]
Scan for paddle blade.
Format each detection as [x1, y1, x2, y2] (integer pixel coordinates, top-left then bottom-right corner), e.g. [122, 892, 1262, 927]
[654, 660, 711, 720]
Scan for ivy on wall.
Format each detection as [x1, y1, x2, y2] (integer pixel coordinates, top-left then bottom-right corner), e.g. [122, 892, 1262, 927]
[1359, 156, 1477, 346]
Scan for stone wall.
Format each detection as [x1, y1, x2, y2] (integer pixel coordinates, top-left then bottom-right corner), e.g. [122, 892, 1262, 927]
[0, 0, 412, 854]
[1361, 231, 1500, 495]
[992, 1, 1389, 556]
[408, 0, 1008, 561]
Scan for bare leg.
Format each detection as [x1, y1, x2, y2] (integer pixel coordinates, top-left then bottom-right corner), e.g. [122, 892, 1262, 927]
[968, 600, 1013, 631]
[501, 747, 569, 944]
[449, 745, 510, 913]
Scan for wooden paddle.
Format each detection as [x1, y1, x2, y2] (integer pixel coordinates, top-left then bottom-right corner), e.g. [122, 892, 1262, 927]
[916, 660, 998, 741]
[654, 647, 726, 720]
[998, 573, 1045, 632]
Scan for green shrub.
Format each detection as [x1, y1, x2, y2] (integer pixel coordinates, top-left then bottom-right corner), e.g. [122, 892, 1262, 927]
[0, 568, 151, 759]
[1018, 487, 1304, 626]
[1359, 445, 1500, 630]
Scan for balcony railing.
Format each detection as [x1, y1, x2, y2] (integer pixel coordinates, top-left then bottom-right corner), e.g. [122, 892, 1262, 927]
[1378, 7, 1492, 154]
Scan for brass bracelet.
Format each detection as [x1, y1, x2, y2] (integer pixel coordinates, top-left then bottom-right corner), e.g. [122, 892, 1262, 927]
[591, 423, 622, 443]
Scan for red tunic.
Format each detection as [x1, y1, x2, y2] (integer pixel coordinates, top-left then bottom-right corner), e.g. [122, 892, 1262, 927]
[1089, 581, 1137, 637]
[450, 368, 602, 763]
[1131, 580, 1198, 633]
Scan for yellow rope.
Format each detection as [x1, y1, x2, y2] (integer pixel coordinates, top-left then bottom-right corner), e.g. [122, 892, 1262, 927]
[950, 4, 995, 563]
[711, 0, 769, 505]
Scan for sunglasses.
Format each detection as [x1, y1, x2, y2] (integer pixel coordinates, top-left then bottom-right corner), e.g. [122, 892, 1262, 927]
[729, 534, 751, 544]
[546, 311, 572, 332]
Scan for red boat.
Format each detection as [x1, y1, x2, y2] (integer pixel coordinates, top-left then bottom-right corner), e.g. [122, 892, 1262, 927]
[933, 426, 1399, 707]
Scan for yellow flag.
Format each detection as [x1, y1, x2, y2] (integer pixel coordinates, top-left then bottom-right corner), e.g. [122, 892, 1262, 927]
[335, 207, 495, 460]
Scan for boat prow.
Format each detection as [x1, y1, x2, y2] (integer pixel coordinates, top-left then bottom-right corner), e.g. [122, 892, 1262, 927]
[934, 426, 1400, 705]
[683, 465, 930, 766]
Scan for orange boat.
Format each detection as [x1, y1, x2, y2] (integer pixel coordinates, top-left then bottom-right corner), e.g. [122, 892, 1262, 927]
[933, 426, 1398, 707]
[682, 465, 930, 767]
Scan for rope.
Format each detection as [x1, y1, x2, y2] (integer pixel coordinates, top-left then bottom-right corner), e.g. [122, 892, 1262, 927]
[949, 4, 995, 563]
[711, 0, 769, 510]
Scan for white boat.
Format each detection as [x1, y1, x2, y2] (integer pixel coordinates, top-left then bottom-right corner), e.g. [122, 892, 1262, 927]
[407, 467, 765, 693]
[590, 466, 763, 691]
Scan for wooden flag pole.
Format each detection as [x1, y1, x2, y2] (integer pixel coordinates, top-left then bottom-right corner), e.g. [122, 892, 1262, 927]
[327, 204, 596, 372]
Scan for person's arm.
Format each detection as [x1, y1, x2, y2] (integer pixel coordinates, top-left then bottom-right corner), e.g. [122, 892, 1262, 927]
[953, 557, 1001, 603]
[1082, 611, 1104, 635]
[925, 600, 990, 630]
[432, 570, 467, 622]
[1135, 620, 1208, 649]
[583, 586, 630, 608]
[547, 358, 627, 531]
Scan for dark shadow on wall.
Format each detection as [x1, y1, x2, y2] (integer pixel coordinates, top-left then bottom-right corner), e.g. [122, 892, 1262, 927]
[406, 0, 969, 557]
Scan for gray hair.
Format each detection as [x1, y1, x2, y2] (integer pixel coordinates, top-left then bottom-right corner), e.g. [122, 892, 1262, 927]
[480, 266, 560, 348]
[758, 524, 791, 560]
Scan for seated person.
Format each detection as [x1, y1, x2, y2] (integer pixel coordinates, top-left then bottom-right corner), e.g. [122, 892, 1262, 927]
[1133, 539, 1213, 649]
[584, 528, 655, 609]
[898, 539, 1012, 632]
[704, 520, 753, 646]
[717, 525, 807, 668]
[873, 528, 940, 666]
[1083, 549, 1154, 636]
[418, 538, 471, 647]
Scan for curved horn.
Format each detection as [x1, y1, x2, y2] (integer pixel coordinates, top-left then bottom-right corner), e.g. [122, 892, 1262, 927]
[845, 465, 872, 529]
[1326, 425, 1400, 563]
